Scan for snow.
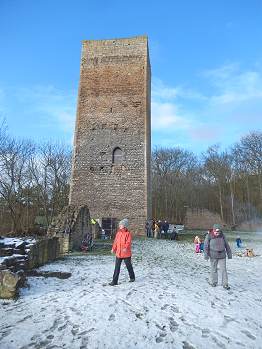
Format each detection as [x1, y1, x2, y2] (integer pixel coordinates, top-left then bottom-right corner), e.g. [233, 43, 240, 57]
[0, 237, 22, 247]
[1, 232, 262, 349]
[0, 237, 36, 248]
[0, 257, 7, 264]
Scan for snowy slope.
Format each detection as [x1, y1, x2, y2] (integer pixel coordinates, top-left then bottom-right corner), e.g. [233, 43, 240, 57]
[0, 234, 262, 349]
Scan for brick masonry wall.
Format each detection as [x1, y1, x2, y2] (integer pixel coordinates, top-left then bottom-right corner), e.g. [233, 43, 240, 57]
[184, 208, 227, 230]
[69, 36, 151, 235]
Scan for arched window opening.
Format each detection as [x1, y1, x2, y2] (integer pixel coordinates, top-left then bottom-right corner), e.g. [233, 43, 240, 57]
[112, 147, 123, 165]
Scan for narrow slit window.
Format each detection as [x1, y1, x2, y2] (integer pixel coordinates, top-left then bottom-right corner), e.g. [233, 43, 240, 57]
[113, 147, 123, 165]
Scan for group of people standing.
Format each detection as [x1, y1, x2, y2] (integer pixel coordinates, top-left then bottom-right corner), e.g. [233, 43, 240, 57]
[108, 219, 232, 290]
[145, 219, 178, 240]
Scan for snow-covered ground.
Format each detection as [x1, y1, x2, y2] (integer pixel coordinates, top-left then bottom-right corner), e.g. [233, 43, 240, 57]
[1, 232, 262, 349]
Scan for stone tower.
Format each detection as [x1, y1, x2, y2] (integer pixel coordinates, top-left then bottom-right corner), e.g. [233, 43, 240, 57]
[69, 36, 151, 235]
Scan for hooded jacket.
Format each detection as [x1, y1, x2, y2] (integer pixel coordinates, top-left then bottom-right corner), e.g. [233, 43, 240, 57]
[112, 227, 132, 258]
[204, 231, 232, 260]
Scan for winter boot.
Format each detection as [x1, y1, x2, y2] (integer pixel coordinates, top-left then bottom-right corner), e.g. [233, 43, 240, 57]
[108, 281, 117, 286]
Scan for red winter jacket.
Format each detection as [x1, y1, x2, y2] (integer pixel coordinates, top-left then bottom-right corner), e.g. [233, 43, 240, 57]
[112, 227, 132, 258]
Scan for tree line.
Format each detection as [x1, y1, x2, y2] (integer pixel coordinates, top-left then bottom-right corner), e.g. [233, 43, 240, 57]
[1, 120, 261, 234]
[0, 123, 71, 234]
[152, 131, 262, 226]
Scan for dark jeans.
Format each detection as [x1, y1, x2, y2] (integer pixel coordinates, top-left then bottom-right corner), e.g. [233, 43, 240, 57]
[112, 257, 135, 284]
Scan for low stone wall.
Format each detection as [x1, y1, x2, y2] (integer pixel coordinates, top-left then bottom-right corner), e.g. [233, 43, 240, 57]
[27, 236, 65, 269]
[184, 208, 227, 230]
[236, 221, 262, 232]
[0, 235, 70, 299]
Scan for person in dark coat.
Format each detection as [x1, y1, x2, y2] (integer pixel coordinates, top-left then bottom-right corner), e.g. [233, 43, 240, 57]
[204, 224, 232, 290]
[163, 220, 169, 237]
[236, 236, 242, 248]
[145, 220, 153, 238]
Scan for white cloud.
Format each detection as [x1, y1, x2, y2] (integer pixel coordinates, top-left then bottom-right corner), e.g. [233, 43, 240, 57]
[152, 78, 206, 101]
[203, 63, 262, 105]
[14, 85, 77, 132]
[152, 79, 180, 100]
[151, 63, 262, 150]
[151, 101, 190, 130]
[151, 79, 205, 132]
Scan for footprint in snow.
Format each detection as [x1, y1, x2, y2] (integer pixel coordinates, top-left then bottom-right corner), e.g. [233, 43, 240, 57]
[58, 320, 69, 331]
[71, 325, 79, 336]
[109, 314, 115, 321]
[211, 335, 226, 349]
[171, 305, 180, 313]
[49, 318, 61, 331]
[135, 312, 143, 319]
[168, 317, 179, 332]
[211, 301, 216, 308]
[201, 328, 210, 337]
[223, 315, 238, 326]
[155, 323, 166, 331]
[241, 329, 256, 340]
[78, 330, 89, 336]
[182, 341, 196, 349]
[34, 339, 51, 349]
[155, 332, 167, 343]
[0, 328, 12, 340]
[20, 344, 38, 349]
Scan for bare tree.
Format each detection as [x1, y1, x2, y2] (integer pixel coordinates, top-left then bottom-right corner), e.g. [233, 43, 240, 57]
[152, 147, 200, 222]
[29, 141, 71, 227]
[1, 123, 261, 233]
[238, 132, 262, 208]
[0, 122, 71, 234]
[0, 134, 35, 233]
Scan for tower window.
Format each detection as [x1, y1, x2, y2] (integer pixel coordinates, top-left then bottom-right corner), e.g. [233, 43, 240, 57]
[112, 147, 123, 165]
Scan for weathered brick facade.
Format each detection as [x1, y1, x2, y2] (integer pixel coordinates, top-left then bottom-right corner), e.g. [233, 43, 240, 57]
[69, 36, 151, 235]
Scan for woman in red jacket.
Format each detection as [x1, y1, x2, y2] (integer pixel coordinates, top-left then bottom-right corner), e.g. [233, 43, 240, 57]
[109, 218, 135, 286]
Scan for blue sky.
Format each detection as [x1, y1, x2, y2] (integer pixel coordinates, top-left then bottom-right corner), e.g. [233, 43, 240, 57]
[0, 0, 262, 153]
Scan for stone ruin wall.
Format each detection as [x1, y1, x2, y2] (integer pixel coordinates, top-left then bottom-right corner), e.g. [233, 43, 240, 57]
[47, 205, 91, 250]
[0, 237, 66, 299]
[1, 204, 92, 299]
[184, 208, 227, 230]
[237, 220, 262, 232]
[69, 36, 151, 235]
